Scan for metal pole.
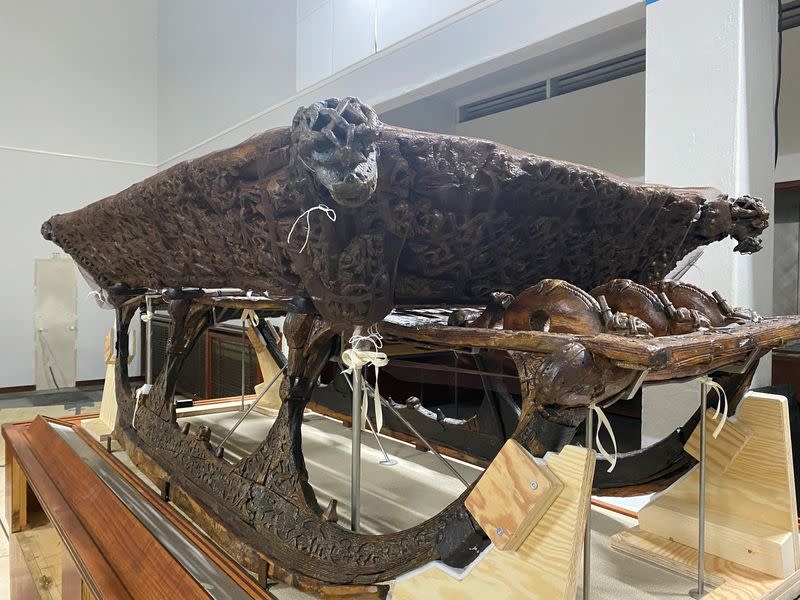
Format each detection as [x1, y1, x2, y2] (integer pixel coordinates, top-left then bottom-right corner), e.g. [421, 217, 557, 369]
[379, 392, 469, 487]
[216, 365, 286, 451]
[145, 295, 153, 385]
[241, 319, 246, 411]
[338, 364, 396, 466]
[690, 380, 709, 599]
[583, 405, 593, 600]
[350, 326, 364, 533]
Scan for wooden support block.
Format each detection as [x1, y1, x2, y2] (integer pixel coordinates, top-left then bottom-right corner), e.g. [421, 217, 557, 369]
[635, 392, 800, 579]
[465, 439, 563, 551]
[393, 445, 593, 600]
[6, 446, 28, 533]
[246, 326, 284, 411]
[683, 408, 752, 473]
[612, 528, 800, 599]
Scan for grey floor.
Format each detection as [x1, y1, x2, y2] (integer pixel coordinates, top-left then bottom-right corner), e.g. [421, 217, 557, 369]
[0, 388, 704, 599]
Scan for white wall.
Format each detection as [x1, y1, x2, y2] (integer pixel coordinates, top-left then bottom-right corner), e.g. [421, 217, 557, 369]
[157, 0, 296, 164]
[456, 72, 645, 179]
[0, 0, 157, 388]
[777, 26, 800, 183]
[159, 0, 642, 168]
[296, 0, 482, 90]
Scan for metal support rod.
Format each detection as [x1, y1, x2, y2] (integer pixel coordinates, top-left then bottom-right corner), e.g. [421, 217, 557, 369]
[145, 295, 154, 385]
[350, 327, 364, 533]
[337, 355, 468, 487]
[583, 405, 593, 600]
[216, 365, 287, 450]
[241, 319, 246, 411]
[339, 367, 396, 466]
[690, 380, 709, 599]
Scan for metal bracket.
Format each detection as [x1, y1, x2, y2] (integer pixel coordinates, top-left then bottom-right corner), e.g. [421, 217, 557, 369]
[602, 368, 650, 410]
[716, 347, 761, 374]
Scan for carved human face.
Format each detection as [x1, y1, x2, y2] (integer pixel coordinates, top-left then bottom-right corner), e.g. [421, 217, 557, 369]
[291, 97, 380, 208]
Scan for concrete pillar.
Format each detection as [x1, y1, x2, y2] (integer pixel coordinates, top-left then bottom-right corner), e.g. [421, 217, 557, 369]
[641, 0, 780, 445]
[646, 0, 779, 381]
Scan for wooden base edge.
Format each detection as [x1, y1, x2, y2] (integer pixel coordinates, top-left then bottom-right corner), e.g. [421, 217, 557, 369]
[611, 528, 800, 599]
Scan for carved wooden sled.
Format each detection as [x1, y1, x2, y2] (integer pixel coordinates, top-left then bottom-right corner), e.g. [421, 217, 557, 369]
[41, 97, 800, 592]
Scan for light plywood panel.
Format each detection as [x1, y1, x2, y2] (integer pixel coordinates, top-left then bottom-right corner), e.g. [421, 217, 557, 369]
[246, 326, 283, 410]
[394, 445, 593, 600]
[638, 392, 800, 578]
[684, 408, 752, 473]
[465, 439, 562, 551]
[612, 528, 800, 600]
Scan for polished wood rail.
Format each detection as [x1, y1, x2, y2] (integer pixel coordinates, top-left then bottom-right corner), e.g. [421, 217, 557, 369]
[4, 415, 275, 600]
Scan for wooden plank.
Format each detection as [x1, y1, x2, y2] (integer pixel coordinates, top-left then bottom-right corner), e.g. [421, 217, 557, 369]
[4, 417, 275, 600]
[246, 325, 283, 410]
[2, 422, 133, 600]
[465, 440, 562, 551]
[638, 392, 800, 578]
[640, 497, 796, 578]
[6, 445, 28, 533]
[394, 445, 593, 600]
[612, 528, 800, 600]
[70, 420, 274, 599]
[381, 316, 800, 376]
[684, 408, 753, 474]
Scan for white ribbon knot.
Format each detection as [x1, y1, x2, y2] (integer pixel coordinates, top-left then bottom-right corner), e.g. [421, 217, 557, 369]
[342, 325, 388, 432]
[287, 204, 337, 253]
[700, 375, 729, 438]
[589, 402, 618, 473]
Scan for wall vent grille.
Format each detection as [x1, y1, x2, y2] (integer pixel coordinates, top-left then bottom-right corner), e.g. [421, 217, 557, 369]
[550, 50, 645, 97]
[783, 0, 800, 31]
[457, 49, 645, 123]
[459, 81, 547, 123]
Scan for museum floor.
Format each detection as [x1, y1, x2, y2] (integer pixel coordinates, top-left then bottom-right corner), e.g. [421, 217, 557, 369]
[0, 388, 703, 599]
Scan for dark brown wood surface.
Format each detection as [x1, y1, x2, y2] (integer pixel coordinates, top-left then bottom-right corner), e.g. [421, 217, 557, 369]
[42, 97, 768, 327]
[3, 417, 275, 600]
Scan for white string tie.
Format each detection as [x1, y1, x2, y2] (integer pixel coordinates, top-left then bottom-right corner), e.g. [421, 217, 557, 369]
[241, 308, 260, 326]
[590, 402, 618, 473]
[700, 376, 729, 438]
[287, 204, 337, 253]
[342, 325, 388, 432]
[141, 311, 154, 323]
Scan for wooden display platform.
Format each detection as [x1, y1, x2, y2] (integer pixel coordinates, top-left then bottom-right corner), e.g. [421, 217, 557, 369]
[612, 392, 800, 599]
[4, 414, 274, 600]
[394, 444, 593, 600]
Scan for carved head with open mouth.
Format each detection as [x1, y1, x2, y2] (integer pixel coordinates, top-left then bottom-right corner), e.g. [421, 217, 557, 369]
[290, 97, 380, 208]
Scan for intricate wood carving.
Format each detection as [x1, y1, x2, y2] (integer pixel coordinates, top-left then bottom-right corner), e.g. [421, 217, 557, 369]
[38, 96, 800, 590]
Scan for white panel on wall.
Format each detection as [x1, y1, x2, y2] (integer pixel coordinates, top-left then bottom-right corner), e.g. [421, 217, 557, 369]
[778, 27, 800, 159]
[157, 0, 296, 164]
[34, 256, 78, 390]
[432, 0, 481, 21]
[0, 148, 152, 388]
[298, 0, 329, 21]
[297, 1, 334, 90]
[0, 0, 157, 164]
[332, 0, 377, 73]
[376, 0, 434, 50]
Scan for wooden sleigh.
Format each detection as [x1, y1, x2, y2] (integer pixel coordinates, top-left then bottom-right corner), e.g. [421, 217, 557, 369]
[38, 96, 800, 595]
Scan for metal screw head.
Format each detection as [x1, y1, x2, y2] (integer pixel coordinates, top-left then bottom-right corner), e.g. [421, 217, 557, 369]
[530, 481, 538, 490]
[496, 527, 504, 536]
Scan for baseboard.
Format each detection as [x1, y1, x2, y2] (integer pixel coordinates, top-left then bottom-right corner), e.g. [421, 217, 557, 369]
[0, 375, 144, 396]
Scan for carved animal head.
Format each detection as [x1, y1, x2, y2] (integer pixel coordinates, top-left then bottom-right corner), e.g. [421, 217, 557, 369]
[290, 97, 380, 207]
[696, 194, 769, 254]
